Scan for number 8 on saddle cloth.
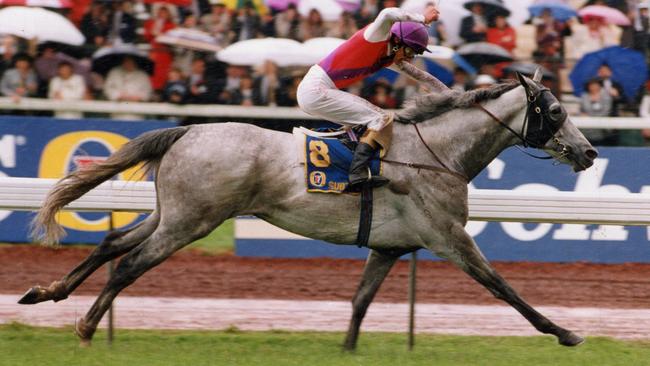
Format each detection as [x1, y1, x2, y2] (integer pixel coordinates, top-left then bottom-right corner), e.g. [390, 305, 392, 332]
[305, 135, 382, 193]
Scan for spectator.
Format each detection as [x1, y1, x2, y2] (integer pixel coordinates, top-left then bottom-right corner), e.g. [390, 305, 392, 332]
[253, 60, 280, 106]
[0, 36, 19, 79]
[80, 2, 110, 49]
[104, 56, 152, 102]
[596, 64, 624, 115]
[274, 4, 302, 41]
[300, 9, 327, 40]
[187, 58, 215, 104]
[460, 3, 488, 43]
[276, 71, 303, 107]
[487, 15, 516, 53]
[368, 80, 397, 109]
[580, 78, 616, 145]
[327, 11, 359, 39]
[259, 11, 277, 37]
[230, 1, 261, 42]
[217, 64, 248, 103]
[200, 0, 231, 47]
[48, 61, 87, 119]
[162, 68, 188, 104]
[34, 44, 90, 97]
[632, 3, 650, 58]
[356, 0, 379, 28]
[0, 53, 38, 101]
[108, 0, 138, 44]
[566, 16, 621, 60]
[229, 74, 258, 105]
[533, 8, 571, 63]
[637, 82, 650, 145]
[428, 20, 447, 46]
[144, 4, 177, 91]
[451, 67, 470, 91]
[173, 14, 200, 74]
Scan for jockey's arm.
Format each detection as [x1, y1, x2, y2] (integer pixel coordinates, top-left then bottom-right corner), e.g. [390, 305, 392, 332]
[391, 60, 449, 93]
[364, 7, 426, 42]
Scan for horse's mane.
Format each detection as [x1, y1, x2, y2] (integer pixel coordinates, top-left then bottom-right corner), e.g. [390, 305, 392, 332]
[396, 81, 519, 124]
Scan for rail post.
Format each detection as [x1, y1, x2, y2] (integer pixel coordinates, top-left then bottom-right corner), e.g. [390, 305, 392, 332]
[408, 251, 417, 350]
[107, 212, 115, 345]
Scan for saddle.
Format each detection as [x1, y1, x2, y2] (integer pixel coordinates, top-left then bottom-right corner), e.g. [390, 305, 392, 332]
[293, 127, 383, 194]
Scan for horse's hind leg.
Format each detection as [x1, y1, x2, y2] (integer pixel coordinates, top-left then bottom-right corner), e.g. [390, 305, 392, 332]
[74, 215, 221, 345]
[439, 223, 584, 346]
[18, 211, 160, 305]
[343, 249, 404, 351]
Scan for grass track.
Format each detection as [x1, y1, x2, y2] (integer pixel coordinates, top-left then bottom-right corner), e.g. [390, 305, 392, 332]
[1, 323, 649, 366]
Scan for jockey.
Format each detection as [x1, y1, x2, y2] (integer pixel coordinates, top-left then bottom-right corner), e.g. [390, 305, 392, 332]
[297, 5, 445, 189]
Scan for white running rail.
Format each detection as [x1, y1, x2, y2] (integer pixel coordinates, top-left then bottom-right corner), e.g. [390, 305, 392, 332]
[1, 177, 649, 225]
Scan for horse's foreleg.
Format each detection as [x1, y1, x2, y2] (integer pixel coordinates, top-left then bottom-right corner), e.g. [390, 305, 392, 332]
[19, 212, 160, 305]
[441, 224, 584, 346]
[343, 249, 404, 351]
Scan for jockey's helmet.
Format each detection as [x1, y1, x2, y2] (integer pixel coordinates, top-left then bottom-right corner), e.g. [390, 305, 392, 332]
[390, 21, 431, 54]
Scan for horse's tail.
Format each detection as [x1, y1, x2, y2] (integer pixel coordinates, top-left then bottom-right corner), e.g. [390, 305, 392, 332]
[32, 126, 190, 246]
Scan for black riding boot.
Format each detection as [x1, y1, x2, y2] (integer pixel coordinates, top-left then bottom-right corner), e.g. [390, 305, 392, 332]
[348, 142, 389, 189]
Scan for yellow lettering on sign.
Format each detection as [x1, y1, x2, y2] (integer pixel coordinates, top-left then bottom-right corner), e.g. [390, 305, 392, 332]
[38, 131, 147, 232]
[308, 140, 331, 168]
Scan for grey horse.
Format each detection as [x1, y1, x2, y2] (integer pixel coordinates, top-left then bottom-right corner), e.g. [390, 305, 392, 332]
[20, 71, 597, 348]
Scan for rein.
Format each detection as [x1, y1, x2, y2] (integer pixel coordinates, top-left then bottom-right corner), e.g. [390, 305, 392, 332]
[382, 123, 469, 183]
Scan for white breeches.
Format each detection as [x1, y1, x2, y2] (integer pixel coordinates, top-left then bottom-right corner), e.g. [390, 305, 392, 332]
[297, 65, 390, 131]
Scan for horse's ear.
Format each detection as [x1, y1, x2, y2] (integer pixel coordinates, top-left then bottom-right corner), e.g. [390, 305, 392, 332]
[516, 72, 533, 96]
[532, 67, 543, 83]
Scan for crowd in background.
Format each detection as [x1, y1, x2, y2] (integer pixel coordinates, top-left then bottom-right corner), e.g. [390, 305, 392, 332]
[1, 0, 650, 145]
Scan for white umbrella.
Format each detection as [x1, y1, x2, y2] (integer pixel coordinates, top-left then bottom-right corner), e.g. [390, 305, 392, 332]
[298, 0, 344, 22]
[301, 37, 345, 63]
[0, 7, 84, 45]
[0, 0, 72, 8]
[216, 38, 304, 67]
[503, 0, 534, 26]
[156, 28, 221, 52]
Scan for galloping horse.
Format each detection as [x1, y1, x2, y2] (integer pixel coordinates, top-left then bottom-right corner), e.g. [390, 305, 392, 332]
[20, 71, 597, 348]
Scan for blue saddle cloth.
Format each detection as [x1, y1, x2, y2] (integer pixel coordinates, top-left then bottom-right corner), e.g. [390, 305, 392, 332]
[305, 135, 381, 193]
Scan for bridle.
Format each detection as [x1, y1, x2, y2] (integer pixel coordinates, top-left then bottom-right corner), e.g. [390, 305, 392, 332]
[384, 84, 570, 181]
[475, 86, 568, 159]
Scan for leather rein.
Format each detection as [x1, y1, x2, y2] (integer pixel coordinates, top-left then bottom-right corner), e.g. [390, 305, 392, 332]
[381, 88, 565, 182]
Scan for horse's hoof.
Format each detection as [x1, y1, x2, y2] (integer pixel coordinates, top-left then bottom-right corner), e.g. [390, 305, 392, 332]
[18, 287, 45, 305]
[559, 331, 585, 347]
[79, 339, 92, 348]
[75, 318, 95, 346]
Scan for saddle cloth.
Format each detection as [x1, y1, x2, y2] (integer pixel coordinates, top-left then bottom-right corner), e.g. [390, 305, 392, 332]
[293, 128, 382, 194]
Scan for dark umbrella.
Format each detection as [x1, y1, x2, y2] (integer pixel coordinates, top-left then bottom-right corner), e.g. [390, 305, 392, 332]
[456, 42, 513, 68]
[91, 44, 154, 76]
[569, 46, 647, 101]
[503, 62, 556, 80]
[464, 0, 511, 17]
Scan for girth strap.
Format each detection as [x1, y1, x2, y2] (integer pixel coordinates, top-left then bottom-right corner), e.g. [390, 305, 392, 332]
[355, 185, 373, 248]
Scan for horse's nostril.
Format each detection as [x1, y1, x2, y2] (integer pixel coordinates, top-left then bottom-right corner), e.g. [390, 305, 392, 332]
[585, 149, 598, 160]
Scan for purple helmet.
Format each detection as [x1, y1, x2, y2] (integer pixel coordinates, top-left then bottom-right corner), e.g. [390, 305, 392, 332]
[390, 21, 431, 54]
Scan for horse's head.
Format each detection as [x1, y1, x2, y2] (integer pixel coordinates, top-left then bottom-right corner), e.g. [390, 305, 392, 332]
[515, 70, 598, 172]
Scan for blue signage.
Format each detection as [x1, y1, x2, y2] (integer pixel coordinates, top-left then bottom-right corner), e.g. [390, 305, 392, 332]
[0, 116, 176, 244]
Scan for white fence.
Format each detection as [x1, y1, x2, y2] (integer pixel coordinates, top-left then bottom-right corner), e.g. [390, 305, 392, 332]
[0, 97, 647, 130]
[2, 177, 650, 226]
